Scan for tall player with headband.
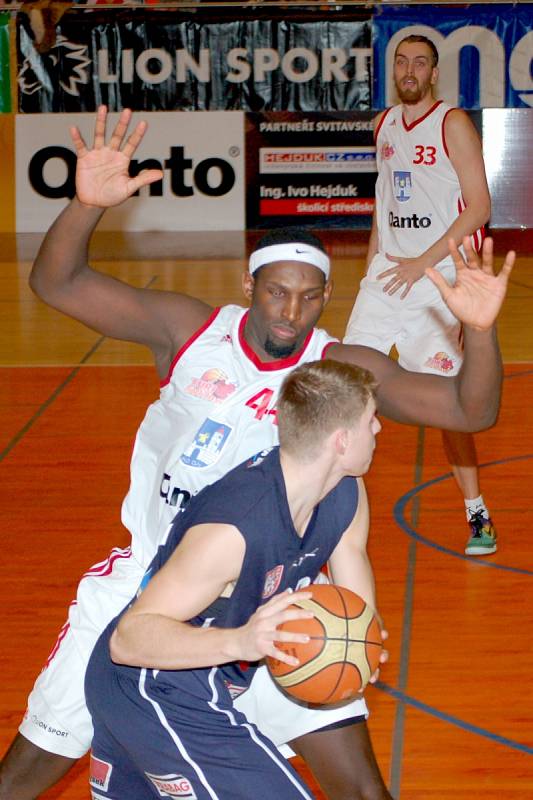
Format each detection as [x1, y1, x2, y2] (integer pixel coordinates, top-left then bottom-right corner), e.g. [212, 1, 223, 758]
[344, 34, 496, 556]
[0, 106, 514, 800]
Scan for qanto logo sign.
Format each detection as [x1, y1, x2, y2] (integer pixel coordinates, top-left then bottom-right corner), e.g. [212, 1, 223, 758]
[373, 5, 533, 109]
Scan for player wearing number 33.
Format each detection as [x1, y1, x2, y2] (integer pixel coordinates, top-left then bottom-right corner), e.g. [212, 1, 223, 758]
[344, 35, 499, 556]
[85, 360, 381, 799]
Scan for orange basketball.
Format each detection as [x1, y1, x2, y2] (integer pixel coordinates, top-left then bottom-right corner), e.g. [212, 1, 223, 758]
[266, 584, 383, 705]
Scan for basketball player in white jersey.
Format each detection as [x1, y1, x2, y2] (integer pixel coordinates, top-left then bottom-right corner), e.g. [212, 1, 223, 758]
[0, 106, 514, 800]
[344, 34, 496, 556]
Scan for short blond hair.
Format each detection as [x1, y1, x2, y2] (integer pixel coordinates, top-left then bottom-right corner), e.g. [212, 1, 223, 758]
[277, 360, 377, 459]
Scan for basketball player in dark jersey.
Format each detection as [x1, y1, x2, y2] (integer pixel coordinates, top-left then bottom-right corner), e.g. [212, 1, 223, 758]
[85, 359, 380, 798]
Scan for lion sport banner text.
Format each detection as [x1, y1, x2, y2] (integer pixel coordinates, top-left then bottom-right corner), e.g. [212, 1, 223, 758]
[17, 10, 372, 112]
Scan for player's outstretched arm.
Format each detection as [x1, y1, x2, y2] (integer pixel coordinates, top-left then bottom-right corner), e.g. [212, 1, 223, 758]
[330, 238, 514, 432]
[29, 106, 212, 372]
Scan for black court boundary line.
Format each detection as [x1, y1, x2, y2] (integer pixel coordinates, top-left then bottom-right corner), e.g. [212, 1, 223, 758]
[1, 277, 158, 466]
[0, 335, 107, 465]
[387, 367, 533, 796]
[389, 426, 424, 798]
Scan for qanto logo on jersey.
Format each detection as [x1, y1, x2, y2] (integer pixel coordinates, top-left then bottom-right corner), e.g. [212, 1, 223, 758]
[393, 171, 412, 202]
[180, 419, 232, 468]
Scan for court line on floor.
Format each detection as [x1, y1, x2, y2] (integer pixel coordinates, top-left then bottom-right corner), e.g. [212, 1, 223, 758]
[393, 454, 533, 576]
[377, 680, 533, 756]
[389, 370, 532, 793]
[0, 337, 107, 464]
[1, 278, 158, 465]
[388, 427, 425, 797]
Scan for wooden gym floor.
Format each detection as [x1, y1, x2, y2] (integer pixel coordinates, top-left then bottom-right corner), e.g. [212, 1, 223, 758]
[1, 228, 532, 798]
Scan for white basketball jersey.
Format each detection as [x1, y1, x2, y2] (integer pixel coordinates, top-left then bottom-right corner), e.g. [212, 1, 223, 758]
[374, 101, 483, 266]
[121, 305, 337, 567]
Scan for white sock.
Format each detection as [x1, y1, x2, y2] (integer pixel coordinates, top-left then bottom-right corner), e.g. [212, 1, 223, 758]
[465, 495, 489, 519]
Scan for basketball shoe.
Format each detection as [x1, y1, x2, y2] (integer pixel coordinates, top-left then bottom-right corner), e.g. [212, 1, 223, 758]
[465, 509, 497, 555]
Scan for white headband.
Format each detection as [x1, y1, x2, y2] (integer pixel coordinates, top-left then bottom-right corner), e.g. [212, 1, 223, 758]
[249, 243, 330, 279]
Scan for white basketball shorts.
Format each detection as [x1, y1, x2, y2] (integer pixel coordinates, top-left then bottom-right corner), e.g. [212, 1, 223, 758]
[344, 252, 463, 376]
[20, 548, 368, 759]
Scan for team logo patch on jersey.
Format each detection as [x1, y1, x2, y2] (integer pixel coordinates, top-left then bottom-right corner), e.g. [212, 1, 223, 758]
[185, 369, 237, 403]
[180, 419, 232, 468]
[89, 755, 112, 792]
[220, 333, 232, 344]
[145, 773, 198, 798]
[393, 171, 412, 202]
[262, 565, 284, 598]
[381, 142, 395, 160]
[425, 351, 455, 372]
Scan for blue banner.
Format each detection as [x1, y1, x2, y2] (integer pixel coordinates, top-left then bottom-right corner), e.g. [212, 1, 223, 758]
[373, 4, 533, 109]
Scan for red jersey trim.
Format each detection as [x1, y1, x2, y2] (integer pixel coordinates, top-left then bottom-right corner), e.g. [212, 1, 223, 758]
[238, 310, 317, 372]
[402, 100, 443, 132]
[322, 340, 339, 359]
[441, 107, 456, 158]
[457, 196, 485, 253]
[161, 307, 221, 388]
[374, 107, 394, 142]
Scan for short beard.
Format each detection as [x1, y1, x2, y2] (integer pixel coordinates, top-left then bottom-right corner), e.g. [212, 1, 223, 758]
[264, 336, 297, 359]
[395, 79, 431, 106]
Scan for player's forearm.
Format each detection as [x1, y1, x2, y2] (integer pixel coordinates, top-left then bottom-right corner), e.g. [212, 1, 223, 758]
[421, 205, 490, 270]
[29, 197, 105, 305]
[110, 613, 241, 670]
[455, 325, 502, 431]
[330, 552, 376, 612]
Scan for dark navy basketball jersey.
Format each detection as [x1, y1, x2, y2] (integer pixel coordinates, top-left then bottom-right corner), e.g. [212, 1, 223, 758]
[85, 449, 360, 798]
[144, 446, 359, 631]
[89, 447, 359, 695]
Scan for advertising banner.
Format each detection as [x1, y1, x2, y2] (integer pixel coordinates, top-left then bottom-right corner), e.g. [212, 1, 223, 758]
[0, 12, 11, 112]
[15, 111, 245, 231]
[245, 112, 376, 230]
[373, 4, 533, 109]
[17, 11, 372, 113]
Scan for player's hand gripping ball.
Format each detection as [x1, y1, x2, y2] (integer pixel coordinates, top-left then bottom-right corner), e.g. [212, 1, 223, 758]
[266, 584, 383, 705]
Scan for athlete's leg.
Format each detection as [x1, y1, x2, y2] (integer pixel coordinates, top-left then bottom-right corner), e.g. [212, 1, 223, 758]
[291, 721, 393, 800]
[0, 735, 76, 800]
[397, 273, 497, 555]
[441, 429, 480, 498]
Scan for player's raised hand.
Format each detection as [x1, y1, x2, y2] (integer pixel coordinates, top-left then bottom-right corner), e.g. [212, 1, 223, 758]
[235, 590, 314, 665]
[425, 237, 515, 331]
[70, 105, 163, 208]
